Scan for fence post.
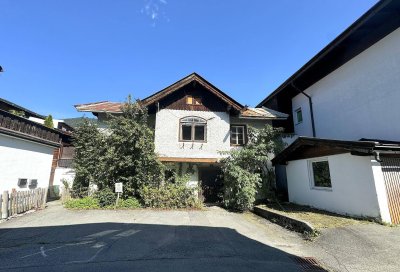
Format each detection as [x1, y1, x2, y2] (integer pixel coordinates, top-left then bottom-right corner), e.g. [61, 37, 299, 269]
[42, 188, 48, 208]
[1, 191, 8, 219]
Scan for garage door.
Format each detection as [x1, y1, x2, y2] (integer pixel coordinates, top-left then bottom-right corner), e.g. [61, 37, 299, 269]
[381, 157, 400, 224]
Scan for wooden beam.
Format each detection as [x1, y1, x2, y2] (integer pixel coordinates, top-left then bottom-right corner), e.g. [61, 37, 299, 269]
[158, 157, 219, 163]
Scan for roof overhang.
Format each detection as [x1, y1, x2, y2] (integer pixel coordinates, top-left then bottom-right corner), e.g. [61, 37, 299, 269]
[257, 0, 400, 108]
[142, 73, 244, 111]
[272, 137, 400, 165]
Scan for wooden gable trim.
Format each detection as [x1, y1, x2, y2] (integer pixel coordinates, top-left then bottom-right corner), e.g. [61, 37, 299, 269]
[142, 73, 243, 111]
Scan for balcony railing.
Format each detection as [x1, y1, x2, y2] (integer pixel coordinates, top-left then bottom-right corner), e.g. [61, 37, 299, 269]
[58, 159, 74, 168]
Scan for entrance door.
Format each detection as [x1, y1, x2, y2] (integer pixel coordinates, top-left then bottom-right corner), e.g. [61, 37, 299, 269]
[381, 157, 400, 224]
[199, 166, 223, 203]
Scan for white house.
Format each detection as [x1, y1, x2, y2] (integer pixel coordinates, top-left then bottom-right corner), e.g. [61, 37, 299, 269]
[0, 109, 62, 193]
[258, 0, 400, 224]
[75, 73, 288, 202]
[0, 98, 74, 196]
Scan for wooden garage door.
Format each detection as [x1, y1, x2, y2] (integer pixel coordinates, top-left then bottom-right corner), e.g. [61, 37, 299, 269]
[381, 157, 400, 224]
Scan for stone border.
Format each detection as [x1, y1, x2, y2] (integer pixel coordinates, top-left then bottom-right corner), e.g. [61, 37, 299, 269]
[253, 205, 315, 234]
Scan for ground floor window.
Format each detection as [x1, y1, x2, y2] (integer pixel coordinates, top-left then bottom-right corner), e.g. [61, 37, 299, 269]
[230, 125, 246, 146]
[310, 159, 332, 189]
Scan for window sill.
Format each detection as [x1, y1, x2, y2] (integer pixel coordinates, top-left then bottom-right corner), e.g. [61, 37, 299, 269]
[311, 186, 332, 191]
[179, 140, 207, 143]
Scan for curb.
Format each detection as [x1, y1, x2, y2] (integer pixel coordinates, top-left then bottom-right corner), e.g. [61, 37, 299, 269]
[253, 206, 315, 233]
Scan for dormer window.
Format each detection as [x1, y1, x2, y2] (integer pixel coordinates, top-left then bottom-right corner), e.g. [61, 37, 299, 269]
[186, 95, 202, 105]
[180, 117, 206, 142]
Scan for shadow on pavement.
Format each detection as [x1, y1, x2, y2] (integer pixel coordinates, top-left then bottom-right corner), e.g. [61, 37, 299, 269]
[0, 222, 325, 272]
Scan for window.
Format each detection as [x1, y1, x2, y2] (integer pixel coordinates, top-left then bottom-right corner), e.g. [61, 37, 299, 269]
[29, 179, 38, 188]
[295, 108, 303, 124]
[18, 178, 28, 188]
[180, 117, 206, 142]
[310, 160, 332, 188]
[230, 125, 246, 146]
[186, 95, 202, 105]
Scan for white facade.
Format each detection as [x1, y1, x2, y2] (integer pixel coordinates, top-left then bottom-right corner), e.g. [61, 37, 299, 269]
[0, 134, 55, 192]
[154, 109, 231, 159]
[286, 153, 391, 222]
[53, 167, 75, 189]
[292, 28, 400, 141]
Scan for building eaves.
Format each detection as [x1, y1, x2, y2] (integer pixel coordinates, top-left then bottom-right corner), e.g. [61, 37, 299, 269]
[257, 0, 400, 107]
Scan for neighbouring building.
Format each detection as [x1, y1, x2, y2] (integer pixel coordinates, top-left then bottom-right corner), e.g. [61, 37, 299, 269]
[257, 0, 400, 223]
[75, 73, 288, 202]
[0, 98, 74, 195]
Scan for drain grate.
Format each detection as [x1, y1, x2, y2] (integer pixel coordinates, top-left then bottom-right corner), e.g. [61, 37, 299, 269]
[292, 256, 328, 271]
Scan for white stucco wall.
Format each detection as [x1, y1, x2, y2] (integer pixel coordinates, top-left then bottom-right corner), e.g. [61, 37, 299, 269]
[286, 153, 382, 219]
[154, 109, 231, 159]
[292, 27, 400, 141]
[0, 134, 55, 192]
[229, 117, 271, 130]
[370, 160, 391, 223]
[53, 167, 75, 189]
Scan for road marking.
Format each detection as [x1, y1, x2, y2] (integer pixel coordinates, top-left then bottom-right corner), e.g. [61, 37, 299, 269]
[65, 246, 105, 264]
[40, 246, 47, 257]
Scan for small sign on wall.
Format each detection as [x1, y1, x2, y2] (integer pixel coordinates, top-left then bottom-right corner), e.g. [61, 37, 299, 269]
[115, 182, 123, 193]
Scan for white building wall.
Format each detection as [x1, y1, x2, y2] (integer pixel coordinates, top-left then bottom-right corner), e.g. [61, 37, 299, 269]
[229, 117, 271, 130]
[154, 109, 231, 159]
[292, 28, 400, 141]
[0, 134, 55, 192]
[370, 160, 391, 223]
[53, 167, 75, 189]
[286, 153, 382, 219]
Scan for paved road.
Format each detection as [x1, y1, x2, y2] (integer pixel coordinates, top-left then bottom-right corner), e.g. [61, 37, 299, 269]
[1, 202, 399, 272]
[0, 202, 314, 272]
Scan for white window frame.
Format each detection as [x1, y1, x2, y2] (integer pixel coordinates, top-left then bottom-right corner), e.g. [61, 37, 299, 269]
[179, 116, 207, 142]
[308, 158, 332, 191]
[295, 107, 303, 125]
[230, 125, 246, 146]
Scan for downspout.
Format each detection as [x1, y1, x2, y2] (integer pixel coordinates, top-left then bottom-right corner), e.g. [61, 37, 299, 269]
[373, 151, 383, 163]
[291, 82, 316, 137]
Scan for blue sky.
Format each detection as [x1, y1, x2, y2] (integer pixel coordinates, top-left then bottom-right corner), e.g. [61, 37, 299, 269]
[0, 0, 378, 118]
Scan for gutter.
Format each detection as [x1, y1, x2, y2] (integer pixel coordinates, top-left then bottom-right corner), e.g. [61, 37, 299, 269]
[291, 82, 316, 137]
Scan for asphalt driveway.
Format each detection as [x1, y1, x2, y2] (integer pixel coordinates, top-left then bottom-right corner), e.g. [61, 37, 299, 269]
[0, 202, 399, 272]
[0, 202, 315, 272]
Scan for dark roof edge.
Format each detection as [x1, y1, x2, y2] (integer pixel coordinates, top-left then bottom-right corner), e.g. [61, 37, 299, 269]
[0, 97, 47, 119]
[257, 0, 395, 107]
[141, 72, 244, 110]
[0, 127, 61, 148]
[272, 136, 400, 165]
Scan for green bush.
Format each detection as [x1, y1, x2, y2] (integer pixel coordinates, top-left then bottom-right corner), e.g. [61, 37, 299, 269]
[64, 197, 99, 209]
[221, 125, 285, 211]
[117, 197, 141, 209]
[140, 184, 202, 209]
[95, 188, 117, 207]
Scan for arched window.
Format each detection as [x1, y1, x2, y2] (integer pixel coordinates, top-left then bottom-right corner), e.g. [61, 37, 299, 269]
[179, 117, 207, 142]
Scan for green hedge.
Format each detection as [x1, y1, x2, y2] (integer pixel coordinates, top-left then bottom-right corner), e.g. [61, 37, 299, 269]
[64, 197, 100, 209]
[140, 184, 202, 209]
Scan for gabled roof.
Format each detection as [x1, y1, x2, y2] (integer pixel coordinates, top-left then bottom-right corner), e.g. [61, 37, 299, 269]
[74, 101, 123, 113]
[257, 0, 400, 108]
[272, 137, 400, 165]
[74, 73, 288, 121]
[141, 73, 244, 111]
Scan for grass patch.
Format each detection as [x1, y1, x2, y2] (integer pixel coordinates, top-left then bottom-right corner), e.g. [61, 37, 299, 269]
[260, 202, 371, 230]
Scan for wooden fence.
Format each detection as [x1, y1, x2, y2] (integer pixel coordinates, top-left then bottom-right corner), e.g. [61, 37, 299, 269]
[0, 188, 47, 220]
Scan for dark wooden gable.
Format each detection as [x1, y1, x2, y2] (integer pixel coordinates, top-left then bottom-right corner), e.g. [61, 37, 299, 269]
[147, 81, 232, 113]
[144, 73, 243, 114]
